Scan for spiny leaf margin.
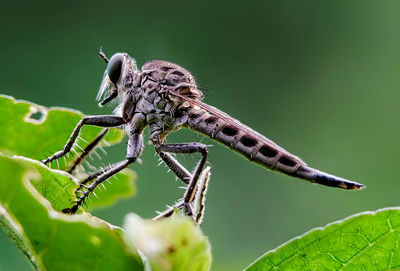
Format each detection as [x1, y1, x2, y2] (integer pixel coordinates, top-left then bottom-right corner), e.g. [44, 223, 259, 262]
[0, 94, 136, 211]
[0, 154, 144, 271]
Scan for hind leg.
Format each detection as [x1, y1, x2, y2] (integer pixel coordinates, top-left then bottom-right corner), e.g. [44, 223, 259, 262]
[153, 166, 211, 225]
[154, 142, 208, 217]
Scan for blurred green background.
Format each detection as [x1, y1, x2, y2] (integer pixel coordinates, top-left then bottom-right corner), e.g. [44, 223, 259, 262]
[1, 1, 400, 270]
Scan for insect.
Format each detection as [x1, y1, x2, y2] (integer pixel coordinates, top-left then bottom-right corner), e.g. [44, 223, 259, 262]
[42, 50, 365, 218]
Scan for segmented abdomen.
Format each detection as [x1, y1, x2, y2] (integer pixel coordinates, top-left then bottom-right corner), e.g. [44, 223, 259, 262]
[186, 106, 306, 176]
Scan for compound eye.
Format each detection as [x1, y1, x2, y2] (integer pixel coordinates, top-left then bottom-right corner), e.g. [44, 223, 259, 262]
[107, 53, 124, 85]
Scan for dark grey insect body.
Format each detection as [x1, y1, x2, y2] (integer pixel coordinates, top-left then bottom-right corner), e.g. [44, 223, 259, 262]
[43, 51, 364, 218]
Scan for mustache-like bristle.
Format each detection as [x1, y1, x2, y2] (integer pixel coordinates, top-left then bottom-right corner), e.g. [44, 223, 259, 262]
[98, 91, 118, 107]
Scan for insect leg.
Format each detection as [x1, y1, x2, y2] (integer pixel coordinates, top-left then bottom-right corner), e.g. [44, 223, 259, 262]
[62, 158, 134, 214]
[153, 202, 184, 220]
[67, 128, 109, 173]
[152, 150, 192, 219]
[42, 115, 125, 165]
[156, 150, 191, 184]
[155, 143, 208, 216]
[77, 162, 115, 189]
[192, 166, 211, 225]
[153, 166, 211, 225]
[63, 133, 143, 214]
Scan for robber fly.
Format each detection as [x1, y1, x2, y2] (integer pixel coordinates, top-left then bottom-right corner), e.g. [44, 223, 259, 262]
[42, 50, 365, 217]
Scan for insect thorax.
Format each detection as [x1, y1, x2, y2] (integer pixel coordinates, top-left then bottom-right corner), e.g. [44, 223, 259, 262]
[120, 60, 203, 143]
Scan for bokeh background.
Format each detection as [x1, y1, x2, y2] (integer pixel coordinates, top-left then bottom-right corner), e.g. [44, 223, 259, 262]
[1, 1, 400, 270]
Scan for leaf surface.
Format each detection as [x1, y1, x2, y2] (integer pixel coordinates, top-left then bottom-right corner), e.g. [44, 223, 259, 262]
[246, 208, 400, 271]
[0, 155, 144, 271]
[0, 95, 135, 210]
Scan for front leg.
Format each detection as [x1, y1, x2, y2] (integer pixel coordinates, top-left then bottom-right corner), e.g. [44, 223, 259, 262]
[154, 142, 208, 216]
[42, 115, 125, 165]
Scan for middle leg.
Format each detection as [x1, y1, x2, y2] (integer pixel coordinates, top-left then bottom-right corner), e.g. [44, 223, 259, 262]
[67, 128, 109, 173]
[62, 158, 134, 214]
[63, 133, 143, 214]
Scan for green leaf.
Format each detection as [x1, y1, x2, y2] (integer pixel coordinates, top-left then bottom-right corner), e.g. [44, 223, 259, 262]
[124, 212, 212, 271]
[0, 95, 212, 271]
[0, 154, 144, 271]
[0, 94, 136, 210]
[0, 95, 123, 162]
[245, 208, 400, 271]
